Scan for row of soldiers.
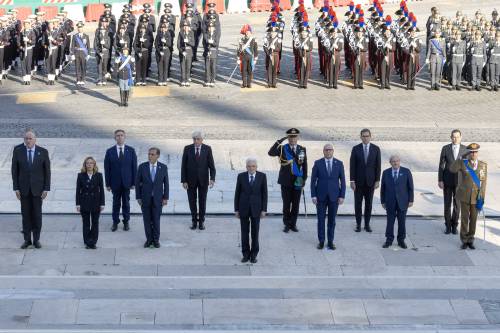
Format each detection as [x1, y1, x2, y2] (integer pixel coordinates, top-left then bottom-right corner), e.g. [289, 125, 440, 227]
[0, 10, 73, 85]
[426, 8, 500, 91]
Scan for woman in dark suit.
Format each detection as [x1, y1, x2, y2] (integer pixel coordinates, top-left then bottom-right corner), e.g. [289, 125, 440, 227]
[76, 157, 105, 249]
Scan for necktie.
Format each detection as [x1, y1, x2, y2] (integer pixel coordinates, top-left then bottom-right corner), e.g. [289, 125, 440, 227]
[327, 160, 332, 176]
[250, 175, 254, 186]
[119, 147, 124, 160]
[28, 149, 33, 166]
[292, 146, 296, 155]
[364, 145, 369, 163]
[453, 146, 458, 160]
[151, 165, 156, 180]
[195, 147, 200, 160]
[393, 170, 398, 182]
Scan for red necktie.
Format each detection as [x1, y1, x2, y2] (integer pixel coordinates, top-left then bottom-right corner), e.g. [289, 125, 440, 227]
[195, 147, 200, 160]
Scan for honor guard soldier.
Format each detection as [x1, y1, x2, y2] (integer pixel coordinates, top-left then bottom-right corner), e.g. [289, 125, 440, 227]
[203, 3, 221, 32]
[0, 17, 11, 84]
[324, 25, 343, 89]
[155, 21, 174, 86]
[115, 46, 135, 107]
[178, 21, 195, 87]
[296, 21, 313, 88]
[426, 29, 446, 90]
[450, 143, 487, 250]
[425, 7, 441, 54]
[115, 22, 131, 55]
[268, 128, 308, 233]
[43, 19, 60, 85]
[181, 2, 202, 62]
[352, 25, 368, 89]
[237, 24, 258, 88]
[202, 21, 220, 87]
[377, 25, 395, 89]
[19, 19, 36, 85]
[123, 5, 136, 45]
[404, 26, 421, 90]
[101, 3, 117, 35]
[71, 22, 90, 85]
[488, 31, 500, 91]
[449, 30, 466, 90]
[161, 3, 177, 33]
[469, 30, 487, 91]
[263, 18, 281, 88]
[134, 22, 153, 86]
[95, 17, 113, 85]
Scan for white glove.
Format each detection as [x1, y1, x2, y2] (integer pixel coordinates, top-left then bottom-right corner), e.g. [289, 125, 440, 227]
[86, 55, 90, 61]
[23, 37, 28, 42]
[182, 51, 186, 56]
[184, 38, 188, 43]
[160, 52, 164, 56]
[161, 38, 166, 43]
[254, 57, 258, 63]
[71, 55, 75, 61]
[425, 58, 430, 64]
[237, 59, 241, 65]
[208, 39, 214, 43]
[100, 40, 105, 45]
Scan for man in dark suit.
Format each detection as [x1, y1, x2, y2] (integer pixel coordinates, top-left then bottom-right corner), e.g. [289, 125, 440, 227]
[381, 155, 414, 249]
[104, 129, 137, 232]
[438, 129, 467, 235]
[11, 129, 51, 249]
[268, 128, 308, 233]
[181, 130, 216, 230]
[311, 144, 346, 250]
[136, 147, 169, 248]
[234, 157, 268, 264]
[349, 128, 381, 232]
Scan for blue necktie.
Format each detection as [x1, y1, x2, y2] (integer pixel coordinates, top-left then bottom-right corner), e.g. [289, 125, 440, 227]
[393, 170, 398, 182]
[151, 165, 156, 180]
[327, 160, 332, 176]
[28, 149, 33, 166]
[250, 175, 254, 186]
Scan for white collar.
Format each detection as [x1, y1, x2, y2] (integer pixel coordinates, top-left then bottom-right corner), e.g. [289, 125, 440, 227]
[116, 144, 125, 149]
[25, 144, 35, 151]
[150, 162, 158, 168]
[325, 157, 334, 162]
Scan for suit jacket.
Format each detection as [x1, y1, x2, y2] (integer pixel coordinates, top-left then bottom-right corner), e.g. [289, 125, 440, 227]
[268, 142, 308, 187]
[450, 159, 487, 204]
[104, 145, 137, 191]
[380, 167, 414, 211]
[11, 144, 51, 197]
[311, 158, 346, 202]
[75, 172, 105, 212]
[349, 143, 381, 187]
[180, 144, 216, 186]
[438, 143, 467, 186]
[135, 161, 169, 207]
[234, 171, 268, 218]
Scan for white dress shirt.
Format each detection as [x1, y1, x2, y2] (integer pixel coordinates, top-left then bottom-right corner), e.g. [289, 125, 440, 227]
[116, 144, 125, 157]
[26, 144, 36, 162]
[248, 172, 256, 183]
[452, 144, 460, 160]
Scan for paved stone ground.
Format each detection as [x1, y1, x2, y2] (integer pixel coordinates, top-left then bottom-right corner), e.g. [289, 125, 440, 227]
[0, 214, 500, 330]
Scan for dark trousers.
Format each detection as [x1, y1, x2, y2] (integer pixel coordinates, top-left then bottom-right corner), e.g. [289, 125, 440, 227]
[141, 201, 162, 243]
[241, 53, 253, 87]
[75, 53, 87, 81]
[81, 211, 100, 246]
[136, 50, 149, 83]
[156, 49, 172, 83]
[353, 54, 365, 87]
[21, 50, 33, 77]
[187, 184, 208, 222]
[265, 52, 279, 87]
[460, 201, 478, 244]
[204, 55, 217, 83]
[443, 185, 459, 228]
[354, 184, 375, 226]
[45, 52, 57, 75]
[180, 49, 193, 83]
[281, 186, 302, 227]
[385, 202, 407, 243]
[96, 52, 109, 82]
[407, 54, 418, 89]
[316, 199, 339, 243]
[240, 215, 260, 258]
[299, 53, 311, 87]
[380, 58, 391, 88]
[20, 193, 42, 243]
[112, 186, 130, 224]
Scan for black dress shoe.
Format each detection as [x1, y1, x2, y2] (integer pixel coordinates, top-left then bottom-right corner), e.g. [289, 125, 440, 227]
[398, 242, 407, 249]
[355, 225, 361, 232]
[89, 244, 97, 249]
[241, 256, 250, 263]
[123, 222, 130, 231]
[382, 242, 392, 248]
[445, 226, 451, 234]
[144, 241, 152, 248]
[153, 241, 161, 248]
[34, 241, 42, 249]
[451, 227, 458, 235]
[364, 225, 372, 233]
[111, 223, 118, 232]
[198, 222, 205, 230]
[290, 226, 299, 232]
[190, 222, 197, 230]
[468, 243, 475, 250]
[317, 242, 324, 250]
[250, 257, 258, 264]
[327, 243, 336, 250]
[20, 241, 32, 249]
[461, 243, 468, 250]
[85, 245, 90, 249]
[283, 226, 290, 233]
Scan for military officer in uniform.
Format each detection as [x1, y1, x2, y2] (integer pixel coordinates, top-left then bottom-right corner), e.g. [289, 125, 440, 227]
[449, 30, 466, 90]
[263, 22, 281, 88]
[268, 128, 308, 233]
[178, 21, 195, 87]
[426, 29, 446, 90]
[450, 143, 487, 250]
[71, 22, 90, 85]
[202, 21, 220, 87]
[94, 17, 113, 85]
[488, 31, 500, 91]
[469, 30, 487, 91]
[155, 21, 174, 86]
[237, 24, 258, 88]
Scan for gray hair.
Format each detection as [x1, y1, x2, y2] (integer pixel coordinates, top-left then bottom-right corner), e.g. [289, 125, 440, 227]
[245, 157, 258, 166]
[323, 143, 334, 150]
[389, 154, 401, 163]
[24, 128, 36, 137]
[192, 130, 204, 139]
